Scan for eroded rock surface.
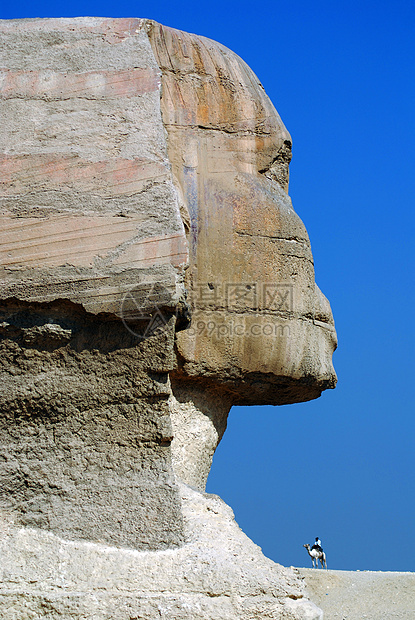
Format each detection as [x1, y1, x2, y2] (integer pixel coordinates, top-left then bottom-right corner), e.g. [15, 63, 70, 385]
[0, 17, 336, 619]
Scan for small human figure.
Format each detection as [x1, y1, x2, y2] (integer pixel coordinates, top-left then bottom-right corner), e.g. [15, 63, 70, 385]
[311, 537, 322, 552]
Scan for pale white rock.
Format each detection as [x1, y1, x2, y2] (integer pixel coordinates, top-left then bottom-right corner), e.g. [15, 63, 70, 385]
[0, 485, 323, 620]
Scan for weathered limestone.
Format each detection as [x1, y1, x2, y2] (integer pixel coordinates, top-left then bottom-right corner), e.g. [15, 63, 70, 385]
[0, 17, 336, 619]
[0, 17, 187, 316]
[0, 300, 184, 550]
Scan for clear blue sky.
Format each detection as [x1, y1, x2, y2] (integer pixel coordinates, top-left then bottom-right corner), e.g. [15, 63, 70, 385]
[2, 1, 414, 572]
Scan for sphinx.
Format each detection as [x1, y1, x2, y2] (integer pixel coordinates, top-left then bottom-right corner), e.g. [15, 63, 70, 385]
[0, 17, 336, 619]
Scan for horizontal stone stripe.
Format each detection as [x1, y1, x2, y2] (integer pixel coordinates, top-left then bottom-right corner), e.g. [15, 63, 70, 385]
[0, 18, 144, 41]
[0, 276, 179, 316]
[0, 214, 187, 269]
[0, 68, 161, 99]
[114, 233, 188, 269]
[2, 244, 188, 270]
[0, 282, 148, 315]
[0, 215, 140, 267]
[0, 155, 168, 197]
[116, 251, 189, 269]
[0, 213, 140, 239]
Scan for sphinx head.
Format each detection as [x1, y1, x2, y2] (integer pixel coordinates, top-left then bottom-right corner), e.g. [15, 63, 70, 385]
[148, 23, 337, 407]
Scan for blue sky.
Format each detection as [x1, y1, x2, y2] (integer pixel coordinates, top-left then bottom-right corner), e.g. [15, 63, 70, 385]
[2, 1, 414, 571]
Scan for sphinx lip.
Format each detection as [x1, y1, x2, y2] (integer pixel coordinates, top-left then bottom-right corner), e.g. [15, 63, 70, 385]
[313, 318, 336, 332]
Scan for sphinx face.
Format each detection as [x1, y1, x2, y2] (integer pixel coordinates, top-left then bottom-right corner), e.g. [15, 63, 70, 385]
[149, 23, 337, 405]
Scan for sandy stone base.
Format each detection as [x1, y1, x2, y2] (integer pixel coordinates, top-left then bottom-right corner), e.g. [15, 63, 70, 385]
[296, 567, 415, 619]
